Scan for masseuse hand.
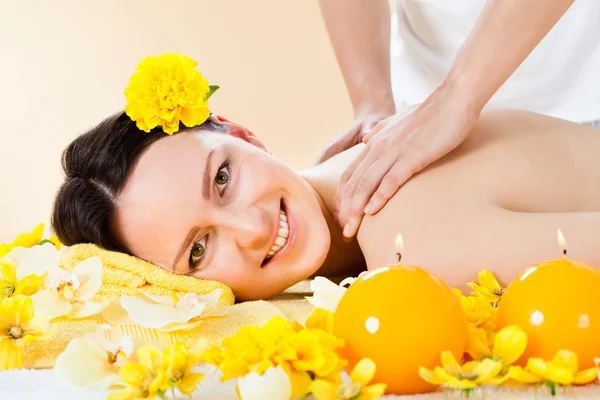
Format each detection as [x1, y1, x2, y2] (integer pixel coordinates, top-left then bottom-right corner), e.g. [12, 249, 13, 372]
[336, 85, 481, 238]
[316, 112, 392, 164]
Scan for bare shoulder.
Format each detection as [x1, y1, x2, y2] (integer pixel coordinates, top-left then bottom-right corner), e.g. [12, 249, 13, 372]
[356, 109, 600, 279]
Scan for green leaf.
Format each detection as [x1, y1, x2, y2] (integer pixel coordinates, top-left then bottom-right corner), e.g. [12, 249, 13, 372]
[204, 85, 220, 102]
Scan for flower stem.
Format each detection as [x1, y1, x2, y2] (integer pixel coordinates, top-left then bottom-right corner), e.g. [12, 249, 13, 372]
[545, 381, 558, 396]
[158, 390, 168, 400]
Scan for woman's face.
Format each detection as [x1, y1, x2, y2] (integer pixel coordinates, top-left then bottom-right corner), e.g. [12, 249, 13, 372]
[114, 117, 331, 300]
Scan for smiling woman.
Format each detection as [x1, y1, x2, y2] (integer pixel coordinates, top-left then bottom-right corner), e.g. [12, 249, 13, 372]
[52, 112, 332, 300]
[52, 108, 600, 301]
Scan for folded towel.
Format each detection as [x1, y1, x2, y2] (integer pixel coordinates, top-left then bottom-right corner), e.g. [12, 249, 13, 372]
[60, 244, 235, 303]
[23, 243, 249, 368]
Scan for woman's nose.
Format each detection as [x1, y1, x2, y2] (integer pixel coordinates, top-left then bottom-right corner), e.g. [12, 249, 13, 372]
[225, 210, 271, 250]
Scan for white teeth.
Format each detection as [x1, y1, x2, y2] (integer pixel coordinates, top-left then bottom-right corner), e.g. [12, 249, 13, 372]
[265, 208, 290, 262]
[278, 227, 289, 238]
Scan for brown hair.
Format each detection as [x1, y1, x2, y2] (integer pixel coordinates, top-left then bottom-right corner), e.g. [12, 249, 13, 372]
[51, 112, 225, 253]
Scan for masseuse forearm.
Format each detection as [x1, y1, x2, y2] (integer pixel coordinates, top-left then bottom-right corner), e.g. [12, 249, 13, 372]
[445, 0, 576, 111]
[318, 0, 395, 116]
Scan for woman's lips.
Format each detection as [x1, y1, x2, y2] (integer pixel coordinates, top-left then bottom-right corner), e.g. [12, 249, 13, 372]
[263, 200, 296, 267]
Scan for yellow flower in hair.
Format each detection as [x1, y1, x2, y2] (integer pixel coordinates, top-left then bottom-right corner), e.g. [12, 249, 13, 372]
[125, 53, 219, 135]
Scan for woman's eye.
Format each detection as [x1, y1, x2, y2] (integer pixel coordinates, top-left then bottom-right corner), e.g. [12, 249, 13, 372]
[214, 161, 231, 196]
[189, 236, 207, 268]
[215, 168, 229, 185]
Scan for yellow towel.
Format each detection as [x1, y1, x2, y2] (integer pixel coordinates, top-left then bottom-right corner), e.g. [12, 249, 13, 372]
[23, 244, 293, 368]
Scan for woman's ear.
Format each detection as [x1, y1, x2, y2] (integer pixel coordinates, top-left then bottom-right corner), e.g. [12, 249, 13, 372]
[210, 115, 267, 151]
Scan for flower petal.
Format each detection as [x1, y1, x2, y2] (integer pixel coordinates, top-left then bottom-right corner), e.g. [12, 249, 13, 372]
[137, 345, 163, 370]
[178, 372, 205, 394]
[440, 351, 461, 376]
[31, 290, 72, 320]
[573, 367, 598, 385]
[350, 358, 376, 386]
[493, 325, 527, 364]
[6, 243, 59, 279]
[507, 366, 543, 384]
[479, 270, 501, 292]
[0, 338, 23, 370]
[102, 301, 136, 326]
[465, 325, 490, 360]
[138, 290, 177, 306]
[361, 383, 388, 400]
[305, 277, 347, 312]
[13, 274, 42, 296]
[310, 378, 337, 400]
[418, 366, 449, 386]
[526, 358, 549, 378]
[472, 359, 503, 382]
[552, 349, 578, 373]
[0, 260, 17, 283]
[54, 338, 121, 390]
[546, 367, 574, 386]
[237, 366, 292, 400]
[72, 257, 103, 301]
[68, 300, 109, 319]
[121, 294, 205, 329]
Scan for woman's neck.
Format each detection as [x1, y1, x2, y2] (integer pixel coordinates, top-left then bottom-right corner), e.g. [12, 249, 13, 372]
[299, 145, 367, 277]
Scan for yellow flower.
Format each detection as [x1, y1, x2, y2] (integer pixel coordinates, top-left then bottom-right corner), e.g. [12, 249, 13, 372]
[47, 235, 62, 250]
[0, 295, 53, 370]
[163, 342, 205, 395]
[491, 325, 527, 365]
[467, 270, 503, 304]
[124, 53, 218, 135]
[109, 345, 170, 400]
[203, 316, 345, 399]
[305, 307, 335, 333]
[0, 223, 44, 258]
[419, 351, 507, 392]
[311, 358, 386, 400]
[31, 257, 107, 320]
[453, 289, 497, 359]
[465, 324, 490, 360]
[0, 259, 41, 299]
[509, 350, 598, 395]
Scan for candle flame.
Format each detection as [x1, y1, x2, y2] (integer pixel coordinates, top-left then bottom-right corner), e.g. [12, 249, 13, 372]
[557, 229, 567, 254]
[395, 234, 404, 253]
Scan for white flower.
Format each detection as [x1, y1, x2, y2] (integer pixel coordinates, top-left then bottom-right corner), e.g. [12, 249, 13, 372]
[54, 326, 135, 390]
[305, 277, 349, 313]
[3, 242, 59, 279]
[31, 256, 107, 319]
[192, 363, 239, 400]
[103, 289, 226, 331]
[237, 366, 292, 400]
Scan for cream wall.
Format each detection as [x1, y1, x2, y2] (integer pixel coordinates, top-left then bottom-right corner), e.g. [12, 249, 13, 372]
[0, 0, 352, 241]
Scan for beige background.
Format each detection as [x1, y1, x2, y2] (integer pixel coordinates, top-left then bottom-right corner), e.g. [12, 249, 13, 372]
[0, 0, 354, 241]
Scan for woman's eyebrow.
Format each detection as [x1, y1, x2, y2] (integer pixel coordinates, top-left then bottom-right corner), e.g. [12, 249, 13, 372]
[202, 149, 215, 200]
[171, 227, 199, 272]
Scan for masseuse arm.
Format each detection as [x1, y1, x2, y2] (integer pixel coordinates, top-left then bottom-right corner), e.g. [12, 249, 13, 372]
[315, 0, 396, 164]
[334, 0, 577, 239]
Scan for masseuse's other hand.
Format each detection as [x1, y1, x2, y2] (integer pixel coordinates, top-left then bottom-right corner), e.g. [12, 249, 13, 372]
[315, 113, 392, 164]
[336, 88, 482, 238]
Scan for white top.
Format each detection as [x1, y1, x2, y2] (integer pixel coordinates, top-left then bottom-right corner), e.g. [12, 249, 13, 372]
[391, 0, 600, 123]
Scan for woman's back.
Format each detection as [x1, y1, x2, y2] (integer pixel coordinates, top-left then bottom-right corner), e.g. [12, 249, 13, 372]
[336, 110, 600, 286]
